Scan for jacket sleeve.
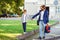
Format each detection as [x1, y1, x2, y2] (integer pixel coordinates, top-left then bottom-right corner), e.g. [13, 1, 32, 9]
[32, 13, 39, 19]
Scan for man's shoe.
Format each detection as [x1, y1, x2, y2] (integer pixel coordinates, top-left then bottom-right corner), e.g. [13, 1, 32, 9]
[43, 36, 45, 39]
[38, 37, 42, 39]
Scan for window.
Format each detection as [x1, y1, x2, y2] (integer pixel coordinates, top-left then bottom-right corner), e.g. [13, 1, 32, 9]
[58, 7, 60, 13]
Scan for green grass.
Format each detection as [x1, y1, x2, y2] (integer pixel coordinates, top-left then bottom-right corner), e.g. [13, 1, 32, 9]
[0, 34, 17, 40]
[0, 20, 56, 40]
[0, 20, 38, 33]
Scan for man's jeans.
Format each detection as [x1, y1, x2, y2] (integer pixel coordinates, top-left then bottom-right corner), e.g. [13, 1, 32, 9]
[39, 21, 46, 38]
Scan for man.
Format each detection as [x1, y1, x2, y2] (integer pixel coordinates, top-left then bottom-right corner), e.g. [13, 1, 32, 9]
[32, 5, 49, 39]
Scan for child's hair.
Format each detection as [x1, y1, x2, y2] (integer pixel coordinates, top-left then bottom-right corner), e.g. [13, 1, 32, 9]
[23, 9, 27, 13]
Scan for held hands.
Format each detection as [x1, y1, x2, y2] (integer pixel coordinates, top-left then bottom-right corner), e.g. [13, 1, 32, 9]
[31, 19, 33, 20]
[31, 18, 34, 20]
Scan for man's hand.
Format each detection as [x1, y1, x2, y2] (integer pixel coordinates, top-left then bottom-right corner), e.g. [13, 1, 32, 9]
[47, 23, 50, 25]
[46, 23, 50, 26]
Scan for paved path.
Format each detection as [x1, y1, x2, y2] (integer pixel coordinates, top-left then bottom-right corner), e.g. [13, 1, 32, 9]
[25, 24, 60, 40]
[0, 17, 21, 20]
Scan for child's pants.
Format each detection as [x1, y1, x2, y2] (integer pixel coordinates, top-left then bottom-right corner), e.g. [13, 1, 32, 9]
[39, 21, 46, 38]
[22, 22, 26, 32]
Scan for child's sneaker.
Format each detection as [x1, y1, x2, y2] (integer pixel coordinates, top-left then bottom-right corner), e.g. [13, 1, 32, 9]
[24, 32, 27, 34]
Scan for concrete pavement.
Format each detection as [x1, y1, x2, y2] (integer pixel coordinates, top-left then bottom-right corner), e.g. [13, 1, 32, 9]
[25, 24, 60, 40]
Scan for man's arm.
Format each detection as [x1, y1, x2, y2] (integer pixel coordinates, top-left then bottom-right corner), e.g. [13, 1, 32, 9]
[32, 13, 39, 19]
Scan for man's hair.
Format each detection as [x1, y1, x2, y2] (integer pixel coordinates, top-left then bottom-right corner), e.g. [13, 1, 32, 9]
[41, 5, 46, 9]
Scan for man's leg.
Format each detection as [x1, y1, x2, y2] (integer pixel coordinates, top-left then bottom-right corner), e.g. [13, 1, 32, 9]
[42, 22, 46, 38]
[39, 21, 43, 38]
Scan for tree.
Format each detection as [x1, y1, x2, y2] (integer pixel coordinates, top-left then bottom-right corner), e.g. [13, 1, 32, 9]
[0, 0, 24, 16]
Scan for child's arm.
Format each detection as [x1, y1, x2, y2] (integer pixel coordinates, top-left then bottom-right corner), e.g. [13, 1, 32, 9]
[21, 14, 23, 23]
[26, 14, 30, 20]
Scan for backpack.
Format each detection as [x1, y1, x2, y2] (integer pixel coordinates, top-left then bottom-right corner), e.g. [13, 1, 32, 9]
[45, 24, 50, 33]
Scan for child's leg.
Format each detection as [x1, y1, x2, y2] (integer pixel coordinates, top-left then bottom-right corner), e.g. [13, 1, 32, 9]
[22, 22, 26, 32]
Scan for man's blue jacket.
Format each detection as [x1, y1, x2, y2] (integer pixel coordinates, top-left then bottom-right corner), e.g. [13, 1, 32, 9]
[32, 10, 49, 24]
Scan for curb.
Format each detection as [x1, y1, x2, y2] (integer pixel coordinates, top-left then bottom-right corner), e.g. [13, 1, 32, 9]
[33, 36, 60, 40]
[45, 36, 60, 40]
[17, 21, 59, 40]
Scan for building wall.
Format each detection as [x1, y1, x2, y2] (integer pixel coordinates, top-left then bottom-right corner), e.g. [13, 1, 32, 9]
[25, 0, 60, 20]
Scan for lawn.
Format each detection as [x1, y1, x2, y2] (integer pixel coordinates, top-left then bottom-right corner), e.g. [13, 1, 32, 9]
[0, 20, 56, 40]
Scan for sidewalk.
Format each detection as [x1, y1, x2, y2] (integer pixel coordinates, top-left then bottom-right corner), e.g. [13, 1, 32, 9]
[26, 24, 60, 40]
[17, 22, 59, 40]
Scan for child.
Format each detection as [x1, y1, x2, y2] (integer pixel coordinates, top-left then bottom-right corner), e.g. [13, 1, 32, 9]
[21, 9, 27, 34]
